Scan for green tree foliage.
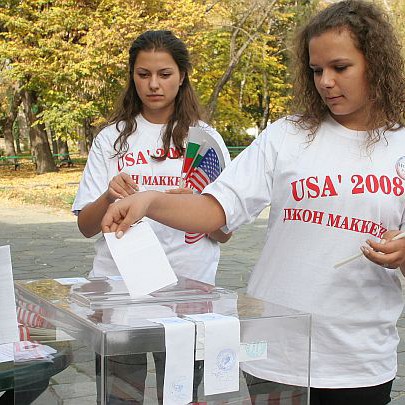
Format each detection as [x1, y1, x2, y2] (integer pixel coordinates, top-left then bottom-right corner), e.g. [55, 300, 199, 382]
[1, 0, 311, 171]
[193, 0, 301, 144]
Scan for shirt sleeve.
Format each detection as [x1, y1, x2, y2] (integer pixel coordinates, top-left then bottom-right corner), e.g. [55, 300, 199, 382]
[71, 133, 111, 214]
[203, 120, 285, 232]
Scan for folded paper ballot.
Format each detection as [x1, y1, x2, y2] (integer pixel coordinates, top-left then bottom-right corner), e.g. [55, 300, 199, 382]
[104, 222, 178, 298]
[149, 317, 195, 405]
[186, 313, 240, 395]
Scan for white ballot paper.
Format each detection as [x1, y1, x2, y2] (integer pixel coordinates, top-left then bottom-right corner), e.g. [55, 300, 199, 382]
[149, 317, 195, 405]
[0, 245, 19, 345]
[104, 222, 177, 298]
[186, 313, 240, 395]
[0, 343, 13, 363]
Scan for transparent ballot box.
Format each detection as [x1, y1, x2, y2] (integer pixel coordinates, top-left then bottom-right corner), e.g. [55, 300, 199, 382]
[13, 277, 311, 404]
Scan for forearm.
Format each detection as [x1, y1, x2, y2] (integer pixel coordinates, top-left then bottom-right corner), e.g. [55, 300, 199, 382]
[147, 192, 226, 233]
[78, 192, 112, 237]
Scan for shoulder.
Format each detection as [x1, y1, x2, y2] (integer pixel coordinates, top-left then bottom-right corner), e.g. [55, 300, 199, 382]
[263, 115, 303, 133]
[258, 115, 304, 144]
[94, 123, 121, 146]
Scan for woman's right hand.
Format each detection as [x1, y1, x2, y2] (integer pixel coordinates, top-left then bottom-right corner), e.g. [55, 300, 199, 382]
[106, 172, 138, 203]
[102, 191, 157, 236]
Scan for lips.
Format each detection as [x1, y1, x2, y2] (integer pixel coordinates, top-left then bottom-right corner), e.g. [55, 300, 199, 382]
[326, 95, 343, 102]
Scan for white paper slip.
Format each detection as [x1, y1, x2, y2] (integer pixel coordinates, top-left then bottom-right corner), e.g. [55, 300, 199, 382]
[240, 341, 268, 361]
[149, 317, 195, 405]
[0, 343, 14, 363]
[0, 246, 19, 345]
[104, 222, 178, 298]
[186, 313, 240, 395]
[14, 341, 57, 363]
[54, 277, 87, 285]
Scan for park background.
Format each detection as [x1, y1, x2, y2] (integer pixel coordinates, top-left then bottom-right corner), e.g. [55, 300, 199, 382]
[2, 1, 405, 403]
[1, 0, 404, 176]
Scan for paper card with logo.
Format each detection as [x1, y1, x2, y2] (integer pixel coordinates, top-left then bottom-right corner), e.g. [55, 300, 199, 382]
[186, 313, 240, 395]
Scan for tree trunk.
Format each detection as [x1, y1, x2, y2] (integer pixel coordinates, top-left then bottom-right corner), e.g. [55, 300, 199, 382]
[15, 128, 22, 154]
[206, 0, 277, 120]
[57, 138, 69, 158]
[17, 106, 30, 152]
[259, 71, 270, 132]
[3, 123, 17, 157]
[22, 90, 57, 174]
[77, 126, 88, 155]
[3, 85, 22, 158]
[84, 118, 94, 154]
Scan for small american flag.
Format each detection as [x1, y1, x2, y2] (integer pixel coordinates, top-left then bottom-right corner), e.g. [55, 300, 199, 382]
[185, 148, 222, 244]
[187, 148, 221, 192]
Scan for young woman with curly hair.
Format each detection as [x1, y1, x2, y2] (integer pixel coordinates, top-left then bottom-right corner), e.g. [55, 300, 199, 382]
[101, 2, 405, 404]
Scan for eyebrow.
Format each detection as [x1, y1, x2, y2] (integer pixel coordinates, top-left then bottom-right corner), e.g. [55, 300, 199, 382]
[135, 67, 175, 72]
[309, 58, 352, 67]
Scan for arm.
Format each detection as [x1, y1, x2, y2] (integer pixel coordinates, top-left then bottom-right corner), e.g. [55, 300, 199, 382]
[101, 191, 226, 237]
[362, 230, 405, 275]
[165, 187, 232, 243]
[78, 173, 138, 238]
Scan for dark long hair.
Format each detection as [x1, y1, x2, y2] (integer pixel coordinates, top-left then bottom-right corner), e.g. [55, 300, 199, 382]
[107, 30, 203, 159]
[291, 0, 405, 145]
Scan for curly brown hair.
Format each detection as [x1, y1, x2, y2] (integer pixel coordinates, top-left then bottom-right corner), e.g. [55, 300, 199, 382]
[291, 0, 405, 145]
[107, 30, 203, 159]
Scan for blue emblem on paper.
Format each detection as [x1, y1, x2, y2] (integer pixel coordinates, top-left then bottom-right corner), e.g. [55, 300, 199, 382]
[217, 348, 236, 371]
[170, 376, 188, 400]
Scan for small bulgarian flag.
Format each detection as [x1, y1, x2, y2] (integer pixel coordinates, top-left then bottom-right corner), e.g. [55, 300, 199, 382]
[182, 141, 205, 176]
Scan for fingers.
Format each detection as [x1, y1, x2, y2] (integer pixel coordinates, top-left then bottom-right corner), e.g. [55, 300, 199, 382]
[165, 187, 193, 195]
[109, 173, 138, 200]
[362, 235, 405, 269]
[101, 193, 149, 238]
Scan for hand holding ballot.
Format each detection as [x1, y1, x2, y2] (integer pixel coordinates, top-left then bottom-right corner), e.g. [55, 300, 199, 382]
[101, 190, 226, 239]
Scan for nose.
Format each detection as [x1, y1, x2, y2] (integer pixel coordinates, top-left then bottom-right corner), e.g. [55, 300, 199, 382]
[149, 74, 159, 90]
[319, 70, 335, 88]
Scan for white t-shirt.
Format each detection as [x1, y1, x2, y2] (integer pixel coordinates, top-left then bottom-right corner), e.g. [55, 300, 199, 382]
[73, 114, 230, 285]
[204, 115, 405, 388]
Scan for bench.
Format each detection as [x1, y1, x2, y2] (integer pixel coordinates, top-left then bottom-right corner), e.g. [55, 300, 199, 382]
[0, 156, 21, 170]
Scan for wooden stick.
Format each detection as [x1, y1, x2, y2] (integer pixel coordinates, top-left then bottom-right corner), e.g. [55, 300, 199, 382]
[334, 231, 405, 269]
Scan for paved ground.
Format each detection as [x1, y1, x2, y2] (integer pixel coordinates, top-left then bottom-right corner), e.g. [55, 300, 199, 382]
[1, 199, 405, 403]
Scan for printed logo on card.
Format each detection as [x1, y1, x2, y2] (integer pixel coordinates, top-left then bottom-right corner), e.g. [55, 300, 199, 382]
[395, 156, 405, 180]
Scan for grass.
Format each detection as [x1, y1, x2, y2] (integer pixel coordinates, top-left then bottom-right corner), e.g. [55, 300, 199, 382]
[0, 163, 84, 210]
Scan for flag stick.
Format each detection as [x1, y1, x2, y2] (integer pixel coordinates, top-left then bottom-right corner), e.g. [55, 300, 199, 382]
[334, 231, 405, 269]
[180, 141, 206, 188]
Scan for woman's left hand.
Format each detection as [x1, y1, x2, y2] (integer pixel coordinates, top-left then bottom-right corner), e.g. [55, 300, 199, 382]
[362, 230, 405, 271]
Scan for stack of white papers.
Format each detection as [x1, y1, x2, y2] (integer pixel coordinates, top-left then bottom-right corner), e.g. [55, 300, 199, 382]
[14, 341, 57, 363]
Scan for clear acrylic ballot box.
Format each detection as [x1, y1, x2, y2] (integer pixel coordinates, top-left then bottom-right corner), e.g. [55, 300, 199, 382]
[12, 277, 311, 404]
